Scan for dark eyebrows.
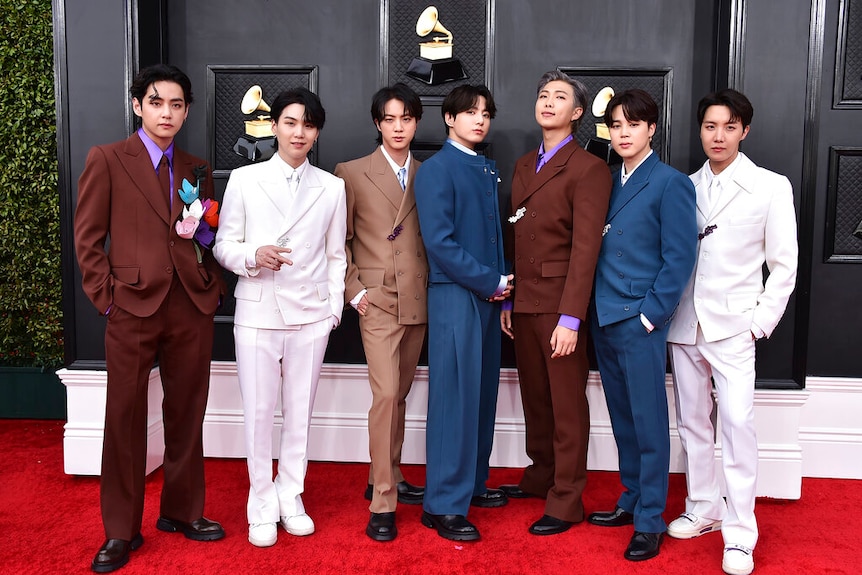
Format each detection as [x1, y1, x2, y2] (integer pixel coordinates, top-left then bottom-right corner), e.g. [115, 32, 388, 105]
[147, 85, 160, 103]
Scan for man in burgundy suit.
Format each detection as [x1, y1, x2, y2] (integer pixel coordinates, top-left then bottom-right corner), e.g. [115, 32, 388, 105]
[75, 64, 225, 573]
[500, 70, 611, 535]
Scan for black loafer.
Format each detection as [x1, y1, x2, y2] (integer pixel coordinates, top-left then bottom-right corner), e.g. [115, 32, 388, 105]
[366, 511, 397, 542]
[91, 533, 143, 573]
[470, 488, 508, 508]
[624, 531, 664, 561]
[421, 512, 480, 541]
[587, 506, 634, 527]
[364, 481, 425, 505]
[528, 514, 574, 535]
[156, 516, 225, 541]
[498, 484, 537, 499]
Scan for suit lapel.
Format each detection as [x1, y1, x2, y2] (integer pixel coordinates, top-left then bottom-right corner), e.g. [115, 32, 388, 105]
[118, 134, 171, 224]
[171, 149, 199, 225]
[393, 153, 419, 228]
[710, 154, 753, 218]
[366, 148, 405, 213]
[511, 142, 576, 208]
[281, 164, 326, 232]
[606, 152, 658, 222]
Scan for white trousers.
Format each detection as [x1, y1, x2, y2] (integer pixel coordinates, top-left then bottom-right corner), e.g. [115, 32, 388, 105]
[234, 319, 331, 524]
[669, 327, 759, 548]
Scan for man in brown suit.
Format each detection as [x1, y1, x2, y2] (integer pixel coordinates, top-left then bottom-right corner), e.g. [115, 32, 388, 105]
[499, 70, 612, 535]
[334, 83, 427, 542]
[75, 64, 225, 573]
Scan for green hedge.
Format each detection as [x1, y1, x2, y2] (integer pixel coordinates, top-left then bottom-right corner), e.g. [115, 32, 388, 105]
[0, 0, 63, 368]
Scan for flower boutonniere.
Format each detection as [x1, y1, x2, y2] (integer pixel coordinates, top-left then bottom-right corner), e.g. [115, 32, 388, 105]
[387, 224, 404, 241]
[602, 224, 611, 237]
[508, 207, 526, 224]
[175, 164, 219, 263]
[698, 224, 718, 240]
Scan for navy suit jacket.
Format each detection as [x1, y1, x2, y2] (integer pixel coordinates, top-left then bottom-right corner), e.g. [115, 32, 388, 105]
[593, 152, 697, 328]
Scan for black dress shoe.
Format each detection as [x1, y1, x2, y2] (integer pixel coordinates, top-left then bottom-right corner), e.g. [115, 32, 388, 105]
[624, 531, 664, 561]
[470, 488, 508, 508]
[421, 512, 480, 541]
[364, 481, 425, 505]
[528, 514, 575, 535]
[366, 512, 397, 542]
[587, 506, 634, 527]
[498, 484, 537, 499]
[156, 516, 225, 541]
[91, 533, 143, 573]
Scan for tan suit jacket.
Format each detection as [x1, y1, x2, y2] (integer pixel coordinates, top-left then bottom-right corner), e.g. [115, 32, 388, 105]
[337, 147, 427, 324]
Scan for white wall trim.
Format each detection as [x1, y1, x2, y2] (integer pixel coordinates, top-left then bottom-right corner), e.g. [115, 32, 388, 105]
[59, 363, 861, 497]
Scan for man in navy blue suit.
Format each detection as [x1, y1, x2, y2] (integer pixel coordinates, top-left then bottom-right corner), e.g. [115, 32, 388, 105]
[414, 84, 513, 541]
[587, 89, 697, 562]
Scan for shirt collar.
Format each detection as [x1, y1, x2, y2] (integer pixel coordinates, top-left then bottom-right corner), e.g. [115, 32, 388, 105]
[380, 145, 411, 176]
[447, 138, 478, 156]
[536, 134, 573, 172]
[621, 149, 653, 185]
[275, 154, 309, 181]
[704, 152, 743, 189]
[137, 128, 174, 171]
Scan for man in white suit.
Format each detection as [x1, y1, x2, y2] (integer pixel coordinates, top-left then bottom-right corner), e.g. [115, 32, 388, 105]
[213, 88, 347, 548]
[666, 89, 798, 575]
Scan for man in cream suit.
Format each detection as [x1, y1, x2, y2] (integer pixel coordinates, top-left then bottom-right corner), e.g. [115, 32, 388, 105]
[213, 88, 347, 548]
[667, 89, 798, 575]
[334, 83, 427, 542]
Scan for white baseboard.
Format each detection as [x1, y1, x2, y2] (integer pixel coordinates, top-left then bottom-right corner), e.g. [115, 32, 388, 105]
[59, 363, 862, 499]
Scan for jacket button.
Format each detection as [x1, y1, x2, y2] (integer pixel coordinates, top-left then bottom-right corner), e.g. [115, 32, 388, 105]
[624, 305, 630, 311]
[529, 257, 534, 263]
[164, 266, 172, 274]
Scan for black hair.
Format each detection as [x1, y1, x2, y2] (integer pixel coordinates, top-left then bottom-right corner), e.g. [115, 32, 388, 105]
[370, 83, 423, 144]
[696, 89, 754, 127]
[441, 84, 496, 134]
[270, 87, 326, 130]
[130, 64, 193, 105]
[603, 89, 659, 127]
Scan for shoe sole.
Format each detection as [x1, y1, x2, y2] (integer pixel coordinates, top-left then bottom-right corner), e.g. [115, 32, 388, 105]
[470, 498, 508, 508]
[722, 560, 754, 575]
[248, 535, 277, 547]
[420, 515, 480, 541]
[91, 534, 143, 573]
[280, 522, 314, 536]
[667, 521, 722, 539]
[366, 525, 397, 542]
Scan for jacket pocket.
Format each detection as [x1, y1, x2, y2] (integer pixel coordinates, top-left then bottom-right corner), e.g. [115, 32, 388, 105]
[111, 266, 140, 285]
[359, 267, 385, 287]
[726, 291, 758, 312]
[541, 260, 569, 277]
[729, 215, 763, 227]
[630, 278, 653, 297]
[316, 282, 330, 301]
[234, 280, 262, 302]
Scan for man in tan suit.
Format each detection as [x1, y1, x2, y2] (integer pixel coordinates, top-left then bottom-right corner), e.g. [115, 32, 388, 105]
[334, 83, 427, 542]
[500, 71, 611, 535]
[75, 64, 225, 573]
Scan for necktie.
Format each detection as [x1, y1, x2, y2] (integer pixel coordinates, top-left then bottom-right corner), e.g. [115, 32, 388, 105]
[397, 167, 407, 191]
[707, 178, 721, 212]
[158, 154, 171, 207]
[288, 171, 300, 196]
[535, 152, 544, 173]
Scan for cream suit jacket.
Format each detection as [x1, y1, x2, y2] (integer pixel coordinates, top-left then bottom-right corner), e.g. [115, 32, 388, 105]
[667, 153, 798, 344]
[213, 155, 347, 330]
[335, 147, 427, 325]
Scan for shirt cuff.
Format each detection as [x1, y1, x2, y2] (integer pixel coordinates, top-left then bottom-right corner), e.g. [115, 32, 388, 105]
[350, 289, 367, 309]
[557, 314, 581, 331]
[640, 313, 655, 333]
[751, 323, 766, 339]
[492, 275, 508, 297]
[501, 301, 513, 311]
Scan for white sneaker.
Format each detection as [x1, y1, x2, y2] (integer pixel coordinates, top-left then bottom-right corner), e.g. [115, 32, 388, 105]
[667, 512, 722, 539]
[280, 513, 315, 536]
[722, 544, 754, 575]
[248, 522, 277, 547]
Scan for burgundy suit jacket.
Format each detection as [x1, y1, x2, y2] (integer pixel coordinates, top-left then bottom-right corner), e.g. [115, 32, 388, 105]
[509, 140, 612, 321]
[75, 133, 224, 317]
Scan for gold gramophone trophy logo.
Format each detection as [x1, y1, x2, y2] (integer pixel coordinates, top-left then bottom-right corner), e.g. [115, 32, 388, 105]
[406, 6, 467, 85]
[585, 86, 622, 165]
[232, 85, 277, 162]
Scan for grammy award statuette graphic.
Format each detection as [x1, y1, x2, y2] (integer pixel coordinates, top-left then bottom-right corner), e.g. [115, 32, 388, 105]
[406, 6, 468, 85]
[233, 85, 277, 162]
[585, 86, 622, 165]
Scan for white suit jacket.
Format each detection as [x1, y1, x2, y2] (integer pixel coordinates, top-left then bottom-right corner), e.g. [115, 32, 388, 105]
[213, 155, 347, 330]
[667, 153, 798, 344]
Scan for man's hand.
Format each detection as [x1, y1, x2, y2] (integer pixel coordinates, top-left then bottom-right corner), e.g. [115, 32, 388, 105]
[550, 325, 578, 359]
[355, 293, 369, 316]
[489, 274, 515, 302]
[501, 309, 514, 339]
[255, 245, 293, 271]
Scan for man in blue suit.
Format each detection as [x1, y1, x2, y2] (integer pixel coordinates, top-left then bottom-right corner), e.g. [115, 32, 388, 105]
[587, 89, 697, 561]
[414, 84, 513, 541]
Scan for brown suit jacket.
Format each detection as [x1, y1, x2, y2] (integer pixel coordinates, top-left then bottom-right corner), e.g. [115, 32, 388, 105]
[336, 147, 427, 324]
[75, 133, 223, 317]
[509, 140, 612, 320]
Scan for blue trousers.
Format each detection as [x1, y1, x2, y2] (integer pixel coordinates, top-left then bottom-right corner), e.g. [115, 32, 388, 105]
[590, 313, 670, 534]
[423, 282, 501, 516]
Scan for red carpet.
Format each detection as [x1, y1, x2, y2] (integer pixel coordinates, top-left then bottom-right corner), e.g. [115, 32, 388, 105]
[1, 419, 859, 574]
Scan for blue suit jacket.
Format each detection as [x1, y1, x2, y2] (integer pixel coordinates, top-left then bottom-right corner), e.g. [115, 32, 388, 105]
[593, 152, 697, 328]
[414, 142, 505, 297]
